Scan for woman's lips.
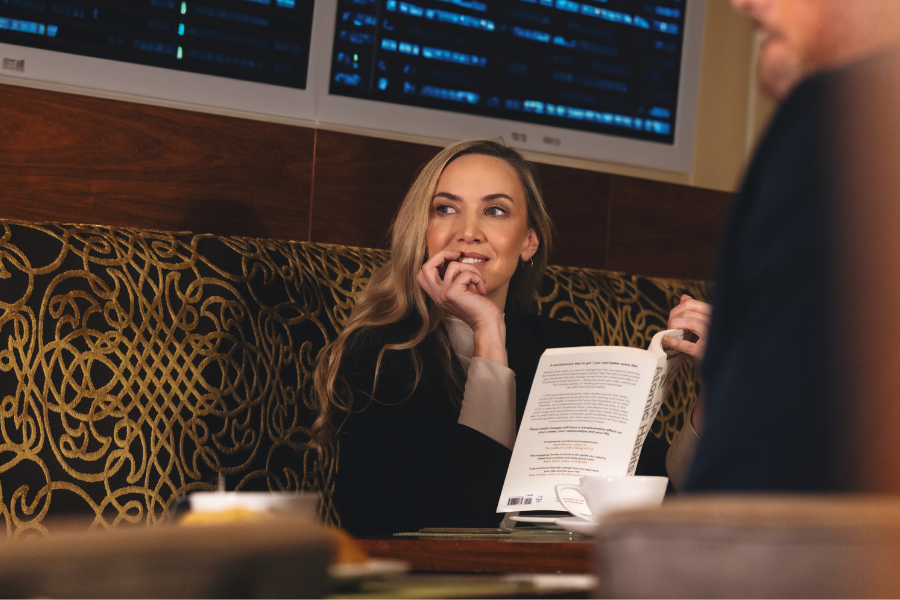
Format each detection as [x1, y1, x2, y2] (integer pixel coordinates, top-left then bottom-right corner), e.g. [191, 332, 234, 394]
[455, 252, 489, 264]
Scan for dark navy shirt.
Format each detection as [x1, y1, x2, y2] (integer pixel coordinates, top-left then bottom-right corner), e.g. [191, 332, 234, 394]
[685, 71, 841, 492]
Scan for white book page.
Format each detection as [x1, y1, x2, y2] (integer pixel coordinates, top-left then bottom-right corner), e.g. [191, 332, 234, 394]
[496, 330, 683, 513]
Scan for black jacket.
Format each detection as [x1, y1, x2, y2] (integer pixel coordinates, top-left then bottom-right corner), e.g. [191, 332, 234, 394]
[333, 312, 669, 535]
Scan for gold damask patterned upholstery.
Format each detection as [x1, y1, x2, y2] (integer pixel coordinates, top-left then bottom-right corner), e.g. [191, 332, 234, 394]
[0, 221, 709, 538]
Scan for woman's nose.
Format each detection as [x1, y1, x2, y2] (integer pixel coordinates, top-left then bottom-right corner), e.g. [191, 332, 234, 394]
[459, 214, 483, 242]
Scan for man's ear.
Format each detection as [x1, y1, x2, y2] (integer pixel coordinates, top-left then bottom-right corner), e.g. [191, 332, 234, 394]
[521, 228, 540, 261]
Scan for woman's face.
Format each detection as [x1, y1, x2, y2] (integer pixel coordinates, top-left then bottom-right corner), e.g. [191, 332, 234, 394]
[425, 153, 539, 310]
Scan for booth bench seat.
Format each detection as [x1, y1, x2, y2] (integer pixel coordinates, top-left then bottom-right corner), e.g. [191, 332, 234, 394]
[0, 220, 708, 537]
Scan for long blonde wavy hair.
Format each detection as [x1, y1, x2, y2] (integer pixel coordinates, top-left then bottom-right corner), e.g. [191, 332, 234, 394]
[311, 139, 554, 446]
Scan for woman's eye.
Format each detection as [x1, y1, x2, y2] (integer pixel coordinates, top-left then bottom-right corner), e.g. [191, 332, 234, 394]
[435, 204, 456, 214]
[485, 206, 507, 216]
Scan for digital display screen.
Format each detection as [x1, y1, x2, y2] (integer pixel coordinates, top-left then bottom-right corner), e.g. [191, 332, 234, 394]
[0, 0, 703, 170]
[328, 0, 688, 144]
[0, 0, 315, 89]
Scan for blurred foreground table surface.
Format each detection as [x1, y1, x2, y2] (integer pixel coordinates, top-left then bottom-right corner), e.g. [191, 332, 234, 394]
[344, 530, 595, 599]
[329, 572, 597, 599]
[357, 529, 592, 574]
[0, 517, 332, 598]
[0, 520, 593, 598]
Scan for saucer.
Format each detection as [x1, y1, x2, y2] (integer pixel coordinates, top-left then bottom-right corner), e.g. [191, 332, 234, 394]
[329, 559, 409, 581]
[189, 491, 320, 516]
[554, 517, 600, 536]
[509, 515, 564, 530]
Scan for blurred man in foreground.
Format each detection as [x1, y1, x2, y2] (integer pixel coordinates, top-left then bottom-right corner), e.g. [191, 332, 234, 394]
[664, 0, 900, 491]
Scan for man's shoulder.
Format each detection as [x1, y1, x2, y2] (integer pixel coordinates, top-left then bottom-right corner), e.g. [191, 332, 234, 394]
[754, 70, 835, 157]
[734, 68, 836, 216]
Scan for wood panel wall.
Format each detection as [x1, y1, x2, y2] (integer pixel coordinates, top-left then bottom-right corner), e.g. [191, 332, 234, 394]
[0, 83, 730, 280]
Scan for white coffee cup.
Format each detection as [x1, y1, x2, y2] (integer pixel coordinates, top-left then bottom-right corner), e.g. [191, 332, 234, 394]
[189, 491, 320, 517]
[554, 475, 668, 522]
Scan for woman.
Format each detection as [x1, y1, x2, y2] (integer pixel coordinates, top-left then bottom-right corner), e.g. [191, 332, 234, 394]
[664, 294, 712, 488]
[312, 140, 669, 535]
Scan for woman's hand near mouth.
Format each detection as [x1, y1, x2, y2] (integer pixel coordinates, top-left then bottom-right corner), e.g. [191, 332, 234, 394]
[417, 250, 508, 366]
[418, 250, 497, 324]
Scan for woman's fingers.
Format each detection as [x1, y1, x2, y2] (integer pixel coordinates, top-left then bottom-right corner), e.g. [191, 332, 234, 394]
[669, 314, 710, 338]
[417, 252, 488, 309]
[422, 250, 461, 271]
[663, 336, 699, 355]
[668, 296, 711, 320]
[666, 295, 711, 364]
[419, 251, 463, 296]
[415, 269, 435, 296]
[663, 334, 707, 363]
[420, 250, 459, 287]
[668, 297, 712, 328]
[442, 261, 487, 296]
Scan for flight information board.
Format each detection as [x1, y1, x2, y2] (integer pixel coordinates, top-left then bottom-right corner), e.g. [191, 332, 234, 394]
[328, 0, 687, 144]
[0, 0, 315, 88]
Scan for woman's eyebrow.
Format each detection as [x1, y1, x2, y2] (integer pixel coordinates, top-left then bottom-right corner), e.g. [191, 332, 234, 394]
[432, 192, 515, 202]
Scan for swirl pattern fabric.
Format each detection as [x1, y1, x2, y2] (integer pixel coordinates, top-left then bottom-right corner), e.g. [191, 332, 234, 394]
[0, 221, 708, 537]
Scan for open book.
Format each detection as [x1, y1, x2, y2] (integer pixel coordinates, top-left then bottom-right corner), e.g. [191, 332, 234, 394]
[496, 329, 684, 514]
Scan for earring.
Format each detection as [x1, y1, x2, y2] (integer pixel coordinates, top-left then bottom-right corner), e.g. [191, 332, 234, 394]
[521, 257, 534, 270]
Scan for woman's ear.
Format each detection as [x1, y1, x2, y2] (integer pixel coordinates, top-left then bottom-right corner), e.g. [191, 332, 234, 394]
[520, 228, 540, 262]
